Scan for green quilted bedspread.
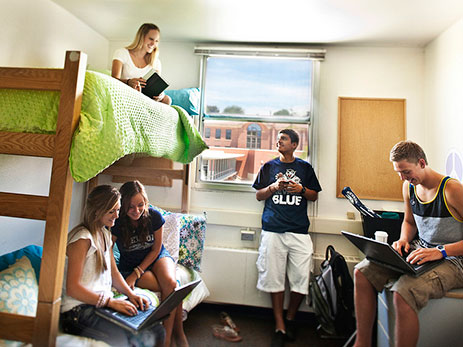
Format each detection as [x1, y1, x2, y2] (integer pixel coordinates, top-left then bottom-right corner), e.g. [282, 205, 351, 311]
[0, 71, 207, 182]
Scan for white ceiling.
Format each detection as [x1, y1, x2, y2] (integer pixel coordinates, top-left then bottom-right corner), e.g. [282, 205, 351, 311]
[52, 0, 463, 46]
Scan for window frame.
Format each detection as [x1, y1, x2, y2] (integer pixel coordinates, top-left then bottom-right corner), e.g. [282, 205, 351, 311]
[193, 45, 324, 192]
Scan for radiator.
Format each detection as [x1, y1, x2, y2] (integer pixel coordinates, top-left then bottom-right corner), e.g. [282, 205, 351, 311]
[200, 246, 360, 309]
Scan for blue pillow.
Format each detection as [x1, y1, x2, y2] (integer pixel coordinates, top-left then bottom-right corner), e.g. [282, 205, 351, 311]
[0, 245, 42, 282]
[165, 88, 200, 115]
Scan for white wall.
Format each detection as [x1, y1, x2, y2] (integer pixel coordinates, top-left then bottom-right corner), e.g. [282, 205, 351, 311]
[0, 0, 108, 69]
[424, 18, 463, 173]
[0, 0, 109, 254]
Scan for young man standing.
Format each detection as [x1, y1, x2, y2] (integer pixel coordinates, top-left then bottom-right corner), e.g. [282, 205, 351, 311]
[253, 129, 322, 347]
[354, 141, 463, 347]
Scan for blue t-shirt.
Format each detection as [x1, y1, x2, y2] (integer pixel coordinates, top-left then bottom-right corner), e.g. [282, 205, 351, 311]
[111, 206, 165, 272]
[252, 157, 322, 234]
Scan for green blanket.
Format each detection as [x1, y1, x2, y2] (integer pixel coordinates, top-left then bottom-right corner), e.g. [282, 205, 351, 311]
[0, 71, 207, 182]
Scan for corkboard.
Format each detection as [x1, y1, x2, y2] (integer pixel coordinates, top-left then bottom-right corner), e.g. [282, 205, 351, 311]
[337, 97, 406, 201]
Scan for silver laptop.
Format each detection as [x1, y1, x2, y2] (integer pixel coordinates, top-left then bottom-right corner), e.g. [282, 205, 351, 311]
[342, 231, 443, 276]
[95, 279, 201, 334]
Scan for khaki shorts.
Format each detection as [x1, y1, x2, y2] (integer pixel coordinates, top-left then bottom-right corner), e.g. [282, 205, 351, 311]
[256, 230, 313, 294]
[355, 258, 463, 313]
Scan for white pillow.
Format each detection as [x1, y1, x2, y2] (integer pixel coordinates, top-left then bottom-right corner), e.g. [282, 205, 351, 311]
[162, 213, 180, 263]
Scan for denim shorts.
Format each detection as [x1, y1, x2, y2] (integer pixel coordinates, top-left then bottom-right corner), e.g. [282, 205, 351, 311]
[120, 244, 173, 278]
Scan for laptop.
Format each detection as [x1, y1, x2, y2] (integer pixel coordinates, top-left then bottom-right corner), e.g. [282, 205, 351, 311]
[341, 231, 443, 276]
[95, 279, 201, 334]
[142, 69, 169, 99]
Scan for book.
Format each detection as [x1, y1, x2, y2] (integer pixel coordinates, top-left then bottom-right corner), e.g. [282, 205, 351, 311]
[142, 70, 169, 99]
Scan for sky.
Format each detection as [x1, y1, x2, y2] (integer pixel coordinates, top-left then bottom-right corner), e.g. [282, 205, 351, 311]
[205, 56, 313, 117]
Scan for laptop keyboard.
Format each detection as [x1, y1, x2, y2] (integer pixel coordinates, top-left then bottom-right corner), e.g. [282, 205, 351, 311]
[114, 305, 155, 326]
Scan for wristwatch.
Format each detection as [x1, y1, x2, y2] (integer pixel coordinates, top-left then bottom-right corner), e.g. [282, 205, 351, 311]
[437, 245, 448, 258]
[301, 186, 306, 195]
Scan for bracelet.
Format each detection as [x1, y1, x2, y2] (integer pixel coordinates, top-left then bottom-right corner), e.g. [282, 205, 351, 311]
[136, 266, 144, 275]
[105, 297, 111, 308]
[96, 293, 109, 308]
[134, 267, 141, 279]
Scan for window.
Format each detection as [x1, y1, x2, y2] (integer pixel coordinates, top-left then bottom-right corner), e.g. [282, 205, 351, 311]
[195, 46, 324, 186]
[247, 124, 261, 149]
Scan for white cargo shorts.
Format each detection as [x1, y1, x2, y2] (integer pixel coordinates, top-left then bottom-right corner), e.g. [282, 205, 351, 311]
[256, 230, 313, 294]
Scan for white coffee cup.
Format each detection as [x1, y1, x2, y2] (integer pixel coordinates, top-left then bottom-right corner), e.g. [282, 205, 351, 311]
[375, 231, 388, 243]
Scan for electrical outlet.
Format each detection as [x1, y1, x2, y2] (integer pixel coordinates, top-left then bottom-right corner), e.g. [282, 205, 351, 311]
[347, 211, 356, 220]
[241, 229, 255, 241]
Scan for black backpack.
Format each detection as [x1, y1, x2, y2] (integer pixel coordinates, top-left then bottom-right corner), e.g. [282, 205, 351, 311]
[309, 245, 355, 338]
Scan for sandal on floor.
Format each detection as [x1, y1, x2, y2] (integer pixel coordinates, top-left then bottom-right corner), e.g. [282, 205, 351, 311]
[212, 324, 243, 342]
[220, 311, 240, 333]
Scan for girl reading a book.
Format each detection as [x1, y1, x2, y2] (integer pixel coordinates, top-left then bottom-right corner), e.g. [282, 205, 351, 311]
[112, 23, 172, 105]
[112, 180, 188, 347]
[60, 185, 165, 346]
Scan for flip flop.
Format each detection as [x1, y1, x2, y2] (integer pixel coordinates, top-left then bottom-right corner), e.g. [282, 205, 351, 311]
[212, 324, 243, 342]
[220, 311, 240, 333]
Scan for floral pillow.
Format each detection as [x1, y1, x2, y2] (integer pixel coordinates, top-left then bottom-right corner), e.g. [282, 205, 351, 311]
[151, 206, 206, 272]
[176, 213, 206, 272]
[0, 256, 38, 316]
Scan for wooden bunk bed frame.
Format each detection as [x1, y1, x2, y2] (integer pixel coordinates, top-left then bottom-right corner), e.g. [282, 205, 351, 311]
[0, 51, 86, 346]
[0, 51, 191, 346]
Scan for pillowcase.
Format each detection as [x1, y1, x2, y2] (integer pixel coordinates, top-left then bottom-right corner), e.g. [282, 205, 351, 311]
[176, 213, 206, 272]
[162, 213, 180, 263]
[0, 245, 42, 283]
[164, 88, 200, 115]
[151, 206, 207, 272]
[0, 256, 38, 316]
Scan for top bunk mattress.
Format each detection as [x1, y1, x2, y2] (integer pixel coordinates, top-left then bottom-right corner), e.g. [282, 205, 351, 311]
[0, 71, 207, 182]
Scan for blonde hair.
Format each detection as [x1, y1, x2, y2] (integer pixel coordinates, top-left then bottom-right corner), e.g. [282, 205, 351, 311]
[68, 185, 120, 273]
[390, 141, 428, 165]
[126, 23, 160, 67]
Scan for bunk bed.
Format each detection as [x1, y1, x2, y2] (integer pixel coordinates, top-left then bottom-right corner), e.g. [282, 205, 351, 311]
[0, 51, 207, 346]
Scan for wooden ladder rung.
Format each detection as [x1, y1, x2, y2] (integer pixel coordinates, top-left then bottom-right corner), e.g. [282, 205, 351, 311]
[0, 192, 48, 220]
[0, 131, 55, 157]
[0, 311, 34, 343]
[0, 67, 63, 91]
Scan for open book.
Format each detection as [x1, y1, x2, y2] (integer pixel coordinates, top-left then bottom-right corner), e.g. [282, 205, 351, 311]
[142, 69, 169, 99]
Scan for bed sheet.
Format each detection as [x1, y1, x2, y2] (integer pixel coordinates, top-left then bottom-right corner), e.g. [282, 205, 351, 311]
[0, 71, 207, 182]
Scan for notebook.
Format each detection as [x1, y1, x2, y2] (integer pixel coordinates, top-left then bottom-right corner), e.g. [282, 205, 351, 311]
[341, 231, 443, 276]
[142, 70, 169, 98]
[95, 279, 201, 334]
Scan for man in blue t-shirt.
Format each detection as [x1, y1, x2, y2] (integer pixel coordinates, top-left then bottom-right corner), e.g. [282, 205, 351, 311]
[253, 129, 322, 347]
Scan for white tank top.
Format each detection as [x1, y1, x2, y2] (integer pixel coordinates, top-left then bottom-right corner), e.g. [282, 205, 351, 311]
[61, 227, 113, 313]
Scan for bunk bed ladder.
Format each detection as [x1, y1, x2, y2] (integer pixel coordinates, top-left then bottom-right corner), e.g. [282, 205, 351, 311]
[0, 51, 87, 346]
